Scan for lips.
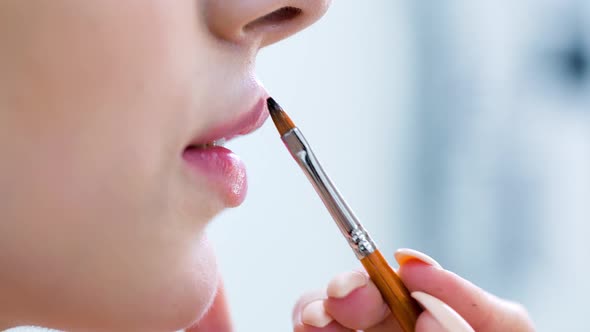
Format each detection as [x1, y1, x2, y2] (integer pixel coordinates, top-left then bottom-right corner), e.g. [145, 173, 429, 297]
[182, 97, 269, 207]
[188, 98, 269, 148]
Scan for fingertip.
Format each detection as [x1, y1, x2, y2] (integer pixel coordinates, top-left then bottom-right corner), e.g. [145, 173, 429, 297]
[292, 290, 327, 326]
[395, 248, 442, 269]
[301, 300, 334, 328]
[412, 291, 474, 332]
[324, 278, 389, 330]
[326, 270, 368, 299]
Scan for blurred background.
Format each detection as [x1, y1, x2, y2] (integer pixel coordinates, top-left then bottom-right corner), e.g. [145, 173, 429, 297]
[11, 1, 590, 331]
[210, 1, 590, 331]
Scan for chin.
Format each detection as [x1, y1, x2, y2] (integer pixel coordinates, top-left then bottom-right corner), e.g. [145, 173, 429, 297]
[136, 238, 220, 332]
[150, 278, 219, 332]
[45, 237, 221, 332]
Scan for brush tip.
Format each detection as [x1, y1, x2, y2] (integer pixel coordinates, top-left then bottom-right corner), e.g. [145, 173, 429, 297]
[266, 97, 296, 136]
[266, 97, 282, 114]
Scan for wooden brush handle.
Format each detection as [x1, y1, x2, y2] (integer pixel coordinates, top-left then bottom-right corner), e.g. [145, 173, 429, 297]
[360, 250, 422, 332]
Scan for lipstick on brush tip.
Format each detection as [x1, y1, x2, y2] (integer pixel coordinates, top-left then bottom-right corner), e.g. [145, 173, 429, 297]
[266, 97, 421, 332]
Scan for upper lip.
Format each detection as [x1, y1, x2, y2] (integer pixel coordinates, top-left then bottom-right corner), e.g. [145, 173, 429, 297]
[188, 97, 270, 148]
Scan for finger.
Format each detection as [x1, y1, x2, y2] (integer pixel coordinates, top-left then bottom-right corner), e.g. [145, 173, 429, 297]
[293, 321, 355, 332]
[396, 249, 535, 332]
[363, 314, 403, 332]
[364, 291, 469, 332]
[412, 291, 473, 332]
[292, 289, 329, 326]
[292, 290, 353, 332]
[322, 271, 402, 331]
[415, 310, 447, 332]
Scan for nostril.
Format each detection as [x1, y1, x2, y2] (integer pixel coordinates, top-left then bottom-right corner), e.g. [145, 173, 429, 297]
[245, 6, 302, 31]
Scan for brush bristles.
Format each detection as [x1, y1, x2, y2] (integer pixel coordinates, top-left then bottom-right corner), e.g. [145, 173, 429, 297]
[267, 97, 296, 136]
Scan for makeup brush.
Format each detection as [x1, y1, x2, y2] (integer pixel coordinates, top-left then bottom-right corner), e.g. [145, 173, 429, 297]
[267, 97, 421, 332]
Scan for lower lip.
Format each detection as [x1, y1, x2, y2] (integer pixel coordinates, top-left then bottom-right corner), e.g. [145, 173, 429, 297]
[183, 146, 248, 207]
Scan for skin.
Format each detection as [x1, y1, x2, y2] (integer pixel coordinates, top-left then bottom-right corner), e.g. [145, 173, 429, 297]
[0, 0, 329, 331]
[0, 1, 534, 331]
[293, 259, 536, 332]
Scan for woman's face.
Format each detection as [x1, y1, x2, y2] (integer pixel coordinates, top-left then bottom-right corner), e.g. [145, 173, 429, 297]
[0, 0, 329, 330]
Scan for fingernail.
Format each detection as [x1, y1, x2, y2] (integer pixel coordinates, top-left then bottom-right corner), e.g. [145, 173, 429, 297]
[412, 292, 474, 332]
[394, 248, 442, 269]
[301, 300, 333, 328]
[326, 271, 369, 299]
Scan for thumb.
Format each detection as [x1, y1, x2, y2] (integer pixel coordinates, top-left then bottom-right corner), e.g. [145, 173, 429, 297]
[396, 249, 535, 332]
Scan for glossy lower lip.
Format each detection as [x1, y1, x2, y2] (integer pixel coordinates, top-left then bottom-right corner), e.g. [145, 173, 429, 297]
[183, 146, 247, 207]
[182, 97, 268, 207]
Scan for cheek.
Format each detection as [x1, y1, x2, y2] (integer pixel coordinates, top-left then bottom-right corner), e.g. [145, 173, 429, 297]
[13, 153, 222, 330]
[0, 188, 220, 331]
[0, 1, 222, 330]
[0, 0, 214, 251]
[0, 95, 219, 329]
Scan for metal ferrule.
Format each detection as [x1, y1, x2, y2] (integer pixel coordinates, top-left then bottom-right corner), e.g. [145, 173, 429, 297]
[282, 128, 377, 259]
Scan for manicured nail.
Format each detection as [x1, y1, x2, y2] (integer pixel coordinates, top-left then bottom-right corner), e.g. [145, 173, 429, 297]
[394, 248, 442, 269]
[412, 292, 474, 332]
[301, 300, 333, 328]
[326, 271, 369, 299]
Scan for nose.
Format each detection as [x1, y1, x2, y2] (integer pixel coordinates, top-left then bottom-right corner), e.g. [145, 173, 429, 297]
[205, 0, 331, 48]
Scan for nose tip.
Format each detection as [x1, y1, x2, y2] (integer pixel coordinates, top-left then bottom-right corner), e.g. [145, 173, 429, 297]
[205, 0, 331, 48]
